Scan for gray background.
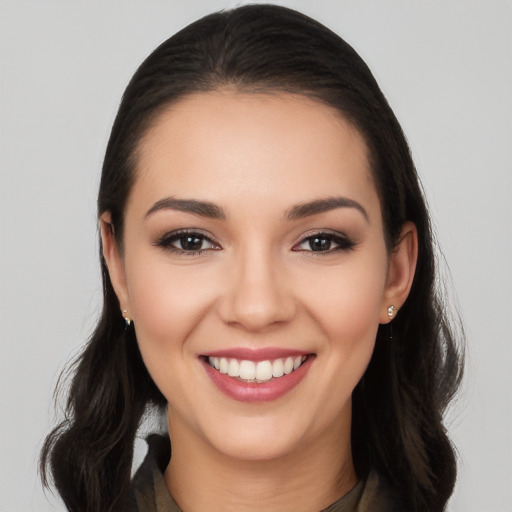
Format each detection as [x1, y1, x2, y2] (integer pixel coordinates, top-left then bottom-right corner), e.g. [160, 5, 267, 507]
[1, 1, 511, 510]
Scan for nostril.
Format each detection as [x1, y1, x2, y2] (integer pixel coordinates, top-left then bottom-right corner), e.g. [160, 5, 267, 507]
[222, 294, 296, 331]
[215, 258, 297, 331]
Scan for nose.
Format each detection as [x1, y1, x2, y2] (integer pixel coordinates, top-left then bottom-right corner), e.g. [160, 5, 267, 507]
[218, 245, 296, 332]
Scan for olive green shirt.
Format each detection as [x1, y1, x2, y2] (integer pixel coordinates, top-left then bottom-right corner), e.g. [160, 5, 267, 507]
[129, 435, 403, 512]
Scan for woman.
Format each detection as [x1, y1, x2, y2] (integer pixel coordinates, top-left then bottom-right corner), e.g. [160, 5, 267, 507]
[41, 5, 463, 512]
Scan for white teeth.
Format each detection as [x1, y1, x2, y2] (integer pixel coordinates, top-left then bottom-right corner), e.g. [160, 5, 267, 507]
[239, 360, 256, 380]
[283, 357, 294, 375]
[272, 359, 284, 377]
[255, 360, 273, 381]
[228, 359, 239, 377]
[207, 355, 307, 382]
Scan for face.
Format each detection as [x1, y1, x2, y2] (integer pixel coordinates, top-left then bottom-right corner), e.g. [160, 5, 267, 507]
[103, 90, 416, 462]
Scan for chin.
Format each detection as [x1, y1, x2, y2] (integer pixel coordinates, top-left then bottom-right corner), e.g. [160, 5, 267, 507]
[198, 412, 313, 463]
[212, 432, 298, 462]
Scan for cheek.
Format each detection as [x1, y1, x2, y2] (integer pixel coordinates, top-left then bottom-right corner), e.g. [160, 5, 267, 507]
[125, 252, 217, 354]
[305, 261, 387, 340]
[124, 256, 219, 410]
[300, 255, 387, 384]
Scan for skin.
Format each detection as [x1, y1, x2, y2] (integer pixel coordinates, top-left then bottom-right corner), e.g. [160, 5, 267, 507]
[101, 90, 417, 512]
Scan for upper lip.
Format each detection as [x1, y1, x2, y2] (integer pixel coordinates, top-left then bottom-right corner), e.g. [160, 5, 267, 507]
[201, 347, 312, 362]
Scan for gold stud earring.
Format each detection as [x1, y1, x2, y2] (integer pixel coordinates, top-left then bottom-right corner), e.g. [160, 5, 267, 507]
[122, 309, 132, 328]
[387, 305, 396, 320]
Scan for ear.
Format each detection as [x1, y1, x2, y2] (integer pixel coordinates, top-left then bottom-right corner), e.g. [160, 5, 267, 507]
[99, 213, 131, 316]
[379, 221, 418, 324]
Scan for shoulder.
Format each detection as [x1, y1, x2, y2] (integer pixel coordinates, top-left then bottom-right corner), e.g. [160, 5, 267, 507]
[355, 471, 405, 512]
[322, 471, 405, 512]
[128, 436, 404, 512]
[129, 434, 179, 512]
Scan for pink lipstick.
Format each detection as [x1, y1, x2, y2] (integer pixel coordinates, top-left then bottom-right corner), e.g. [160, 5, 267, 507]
[200, 349, 314, 402]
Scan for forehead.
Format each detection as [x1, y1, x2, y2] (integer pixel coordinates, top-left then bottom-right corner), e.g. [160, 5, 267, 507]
[131, 90, 379, 218]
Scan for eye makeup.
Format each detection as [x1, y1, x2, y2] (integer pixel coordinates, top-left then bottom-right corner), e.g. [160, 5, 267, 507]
[153, 227, 356, 257]
[154, 229, 221, 255]
[292, 231, 356, 254]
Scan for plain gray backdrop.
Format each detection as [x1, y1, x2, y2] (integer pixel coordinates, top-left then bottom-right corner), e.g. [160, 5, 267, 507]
[1, 1, 511, 510]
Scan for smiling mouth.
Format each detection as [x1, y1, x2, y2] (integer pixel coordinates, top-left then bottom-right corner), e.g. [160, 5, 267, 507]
[206, 355, 308, 383]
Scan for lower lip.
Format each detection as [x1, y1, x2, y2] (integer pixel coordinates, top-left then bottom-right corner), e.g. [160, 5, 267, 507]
[201, 356, 314, 402]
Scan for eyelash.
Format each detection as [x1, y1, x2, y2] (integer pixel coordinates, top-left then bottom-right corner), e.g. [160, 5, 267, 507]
[154, 230, 355, 256]
[293, 231, 356, 254]
[154, 229, 220, 255]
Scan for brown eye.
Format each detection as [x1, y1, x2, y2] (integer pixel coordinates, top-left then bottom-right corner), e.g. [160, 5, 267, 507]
[294, 232, 355, 253]
[155, 230, 220, 254]
[178, 235, 205, 251]
[308, 236, 332, 251]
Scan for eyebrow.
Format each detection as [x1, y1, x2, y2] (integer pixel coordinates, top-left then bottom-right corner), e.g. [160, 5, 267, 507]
[145, 195, 368, 223]
[285, 196, 369, 222]
[145, 197, 226, 219]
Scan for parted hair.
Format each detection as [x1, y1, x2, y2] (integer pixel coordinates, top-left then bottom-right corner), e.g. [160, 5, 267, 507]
[41, 5, 463, 512]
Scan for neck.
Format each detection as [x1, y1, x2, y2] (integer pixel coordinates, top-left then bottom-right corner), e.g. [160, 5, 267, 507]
[164, 413, 357, 512]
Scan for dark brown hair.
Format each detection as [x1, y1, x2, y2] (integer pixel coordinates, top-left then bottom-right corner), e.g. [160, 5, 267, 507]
[41, 5, 463, 511]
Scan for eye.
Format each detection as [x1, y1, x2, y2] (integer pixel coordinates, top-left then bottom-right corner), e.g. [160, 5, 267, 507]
[155, 230, 220, 254]
[293, 232, 355, 253]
